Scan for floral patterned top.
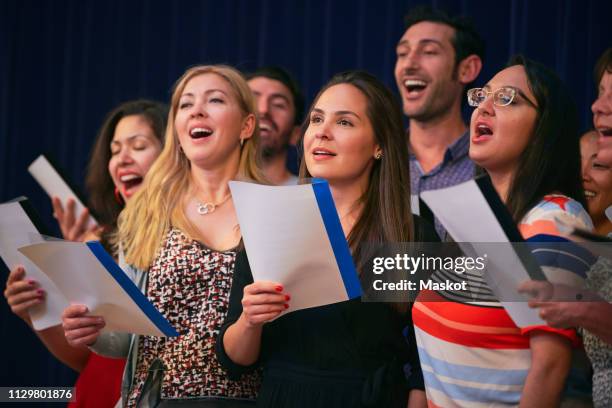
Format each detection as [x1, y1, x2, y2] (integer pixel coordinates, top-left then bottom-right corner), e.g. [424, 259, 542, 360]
[126, 228, 260, 406]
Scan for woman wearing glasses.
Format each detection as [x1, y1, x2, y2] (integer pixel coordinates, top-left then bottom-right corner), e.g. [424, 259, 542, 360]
[412, 56, 593, 407]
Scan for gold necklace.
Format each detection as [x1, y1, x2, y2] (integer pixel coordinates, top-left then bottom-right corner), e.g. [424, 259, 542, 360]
[196, 194, 231, 215]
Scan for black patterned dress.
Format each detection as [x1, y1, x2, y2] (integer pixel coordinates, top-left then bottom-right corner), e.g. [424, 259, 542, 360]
[126, 228, 261, 407]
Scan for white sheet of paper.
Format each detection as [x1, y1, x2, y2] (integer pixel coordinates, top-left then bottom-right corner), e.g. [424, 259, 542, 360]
[421, 180, 545, 327]
[28, 155, 97, 228]
[19, 241, 174, 336]
[410, 194, 420, 216]
[229, 181, 356, 314]
[0, 200, 68, 330]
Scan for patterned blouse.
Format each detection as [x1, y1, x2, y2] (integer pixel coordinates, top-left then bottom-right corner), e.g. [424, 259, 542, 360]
[126, 228, 261, 406]
[583, 256, 612, 408]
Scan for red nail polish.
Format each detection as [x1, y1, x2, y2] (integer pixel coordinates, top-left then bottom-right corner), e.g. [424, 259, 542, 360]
[275, 285, 283, 292]
[36, 289, 44, 295]
[284, 304, 289, 309]
[285, 294, 291, 301]
[27, 279, 36, 285]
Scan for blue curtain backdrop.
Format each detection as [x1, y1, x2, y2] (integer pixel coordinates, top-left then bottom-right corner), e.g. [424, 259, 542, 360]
[1, 0, 610, 388]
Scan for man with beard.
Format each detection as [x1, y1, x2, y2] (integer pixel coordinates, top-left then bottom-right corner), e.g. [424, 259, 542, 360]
[395, 6, 484, 239]
[247, 66, 303, 185]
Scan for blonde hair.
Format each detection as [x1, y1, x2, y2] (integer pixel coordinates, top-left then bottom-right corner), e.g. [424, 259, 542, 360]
[115, 65, 265, 269]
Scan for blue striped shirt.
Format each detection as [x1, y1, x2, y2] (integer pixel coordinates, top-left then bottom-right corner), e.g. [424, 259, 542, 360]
[409, 130, 475, 240]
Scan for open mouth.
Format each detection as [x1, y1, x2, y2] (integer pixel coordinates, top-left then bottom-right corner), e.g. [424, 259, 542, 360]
[312, 148, 337, 157]
[473, 123, 493, 142]
[403, 79, 427, 95]
[476, 124, 493, 137]
[598, 127, 612, 137]
[120, 174, 143, 191]
[584, 190, 596, 199]
[190, 127, 213, 139]
[259, 122, 274, 136]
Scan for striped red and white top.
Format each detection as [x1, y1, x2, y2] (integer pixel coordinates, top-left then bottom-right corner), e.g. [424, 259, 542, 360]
[413, 195, 595, 407]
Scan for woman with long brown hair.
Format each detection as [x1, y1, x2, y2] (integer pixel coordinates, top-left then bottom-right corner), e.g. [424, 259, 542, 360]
[4, 99, 167, 408]
[218, 71, 433, 408]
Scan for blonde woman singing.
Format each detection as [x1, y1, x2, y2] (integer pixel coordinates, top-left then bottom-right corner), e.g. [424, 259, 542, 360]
[61, 65, 266, 407]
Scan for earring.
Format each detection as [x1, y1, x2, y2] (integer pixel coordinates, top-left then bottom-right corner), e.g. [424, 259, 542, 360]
[114, 187, 125, 206]
[375, 151, 383, 160]
[240, 137, 244, 147]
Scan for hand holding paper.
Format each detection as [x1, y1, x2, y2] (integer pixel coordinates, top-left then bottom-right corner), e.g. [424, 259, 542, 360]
[240, 281, 290, 327]
[29, 155, 98, 229]
[0, 198, 68, 330]
[19, 240, 177, 337]
[62, 304, 107, 347]
[51, 196, 102, 242]
[229, 179, 361, 315]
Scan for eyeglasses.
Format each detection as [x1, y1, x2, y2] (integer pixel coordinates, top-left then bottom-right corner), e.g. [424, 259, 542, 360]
[467, 87, 537, 108]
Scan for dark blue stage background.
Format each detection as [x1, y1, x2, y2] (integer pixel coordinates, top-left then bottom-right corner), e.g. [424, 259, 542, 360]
[1, 0, 611, 390]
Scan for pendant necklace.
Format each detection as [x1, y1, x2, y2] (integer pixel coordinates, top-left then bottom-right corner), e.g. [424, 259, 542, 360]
[196, 193, 231, 215]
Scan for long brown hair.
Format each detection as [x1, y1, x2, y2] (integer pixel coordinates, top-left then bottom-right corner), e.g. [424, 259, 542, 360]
[300, 71, 415, 309]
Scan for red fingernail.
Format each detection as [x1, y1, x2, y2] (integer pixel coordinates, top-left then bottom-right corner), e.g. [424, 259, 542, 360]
[36, 289, 44, 295]
[27, 279, 36, 285]
[285, 294, 291, 301]
[284, 304, 289, 309]
[275, 285, 283, 292]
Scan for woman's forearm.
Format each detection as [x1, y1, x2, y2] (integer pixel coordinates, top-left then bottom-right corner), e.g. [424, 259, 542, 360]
[35, 325, 90, 372]
[222, 313, 263, 366]
[519, 332, 571, 407]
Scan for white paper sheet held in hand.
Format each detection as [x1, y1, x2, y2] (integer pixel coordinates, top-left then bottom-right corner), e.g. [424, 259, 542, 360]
[18, 240, 178, 337]
[28, 155, 97, 228]
[229, 179, 361, 315]
[0, 198, 68, 330]
[420, 176, 546, 327]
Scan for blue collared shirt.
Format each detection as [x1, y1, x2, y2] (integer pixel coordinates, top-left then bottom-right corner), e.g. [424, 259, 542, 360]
[409, 130, 475, 240]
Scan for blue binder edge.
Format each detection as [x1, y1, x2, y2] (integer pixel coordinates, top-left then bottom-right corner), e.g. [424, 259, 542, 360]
[86, 241, 179, 337]
[311, 179, 362, 299]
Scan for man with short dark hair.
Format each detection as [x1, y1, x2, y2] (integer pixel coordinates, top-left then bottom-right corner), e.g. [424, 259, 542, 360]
[395, 6, 484, 238]
[246, 67, 304, 185]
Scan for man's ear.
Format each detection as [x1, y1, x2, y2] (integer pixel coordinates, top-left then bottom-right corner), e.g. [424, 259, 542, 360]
[457, 54, 482, 85]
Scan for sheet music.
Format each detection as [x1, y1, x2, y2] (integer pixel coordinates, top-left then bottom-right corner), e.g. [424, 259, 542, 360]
[28, 155, 97, 228]
[229, 179, 361, 315]
[19, 240, 177, 337]
[0, 199, 68, 330]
